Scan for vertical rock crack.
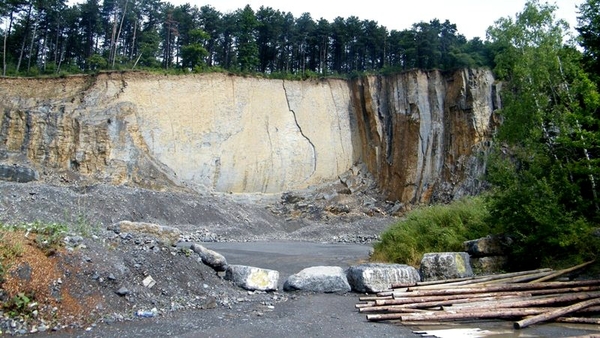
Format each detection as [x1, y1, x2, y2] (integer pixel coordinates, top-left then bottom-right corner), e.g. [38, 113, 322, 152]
[282, 81, 317, 175]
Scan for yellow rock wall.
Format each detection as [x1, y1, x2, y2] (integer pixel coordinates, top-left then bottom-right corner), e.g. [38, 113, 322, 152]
[0, 70, 498, 203]
[0, 73, 360, 193]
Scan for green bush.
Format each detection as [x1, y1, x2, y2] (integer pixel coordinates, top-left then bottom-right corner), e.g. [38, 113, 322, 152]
[486, 153, 600, 270]
[371, 197, 491, 266]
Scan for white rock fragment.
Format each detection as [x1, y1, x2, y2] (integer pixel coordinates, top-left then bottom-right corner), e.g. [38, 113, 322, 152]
[142, 276, 156, 288]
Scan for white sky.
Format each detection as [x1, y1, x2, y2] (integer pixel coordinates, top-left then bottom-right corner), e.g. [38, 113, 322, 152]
[167, 0, 583, 40]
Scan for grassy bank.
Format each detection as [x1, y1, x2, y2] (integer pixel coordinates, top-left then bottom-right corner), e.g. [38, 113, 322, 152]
[371, 197, 492, 266]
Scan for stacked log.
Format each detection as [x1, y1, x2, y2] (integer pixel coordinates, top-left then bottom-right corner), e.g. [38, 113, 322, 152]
[356, 261, 600, 329]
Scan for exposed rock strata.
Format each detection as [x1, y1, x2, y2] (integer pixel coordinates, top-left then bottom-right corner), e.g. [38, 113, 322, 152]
[352, 69, 499, 202]
[0, 70, 498, 204]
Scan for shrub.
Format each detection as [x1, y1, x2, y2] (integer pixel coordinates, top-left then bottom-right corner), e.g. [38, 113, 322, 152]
[485, 154, 600, 270]
[371, 197, 491, 266]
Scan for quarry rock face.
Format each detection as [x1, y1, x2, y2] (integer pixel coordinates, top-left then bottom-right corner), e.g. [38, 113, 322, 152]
[0, 70, 498, 204]
[352, 69, 499, 202]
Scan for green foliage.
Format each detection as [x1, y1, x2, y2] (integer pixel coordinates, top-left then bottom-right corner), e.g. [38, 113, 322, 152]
[181, 29, 210, 70]
[0, 230, 24, 284]
[31, 222, 68, 255]
[86, 54, 107, 71]
[0, 0, 497, 77]
[371, 197, 491, 266]
[0, 221, 67, 255]
[67, 212, 97, 237]
[485, 0, 600, 270]
[3, 292, 35, 318]
[577, 0, 600, 82]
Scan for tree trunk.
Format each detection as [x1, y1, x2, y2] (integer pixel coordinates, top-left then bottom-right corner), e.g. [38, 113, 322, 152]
[3, 12, 14, 76]
[16, 1, 34, 73]
[112, 0, 128, 68]
[27, 20, 38, 72]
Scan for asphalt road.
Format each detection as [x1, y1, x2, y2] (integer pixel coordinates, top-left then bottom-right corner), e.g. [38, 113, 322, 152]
[44, 242, 600, 338]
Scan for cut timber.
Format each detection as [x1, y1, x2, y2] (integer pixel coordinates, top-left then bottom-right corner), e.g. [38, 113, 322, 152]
[366, 308, 550, 322]
[358, 262, 600, 328]
[555, 317, 600, 324]
[365, 294, 531, 312]
[385, 292, 531, 305]
[402, 280, 600, 297]
[448, 291, 600, 310]
[529, 260, 596, 283]
[514, 297, 600, 329]
[394, 268, 552, 290]
[468, 271, 555, 285]
[359, 295, 392, 301]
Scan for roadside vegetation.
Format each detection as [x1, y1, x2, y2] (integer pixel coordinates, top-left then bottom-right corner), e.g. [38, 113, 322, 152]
[0, 222, 69, 319]
[373, 0, 600, 271]
[371, 197, 491, 266]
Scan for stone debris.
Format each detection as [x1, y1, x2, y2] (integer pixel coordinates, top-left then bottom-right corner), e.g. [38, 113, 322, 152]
[470, 256, 508, 274]
[346, 263, 421, 293]
[142, 276, 156, 288]
[463, 235, 512, 257]
[0, 164, 39, 183]
[108, 221, 181, 246]
[225, 265, 279, 291]
[283, 266, 351, 293]
[464, 235, 512, 274]
[190, 244, 228, 272]
[419, 252, 474, 281]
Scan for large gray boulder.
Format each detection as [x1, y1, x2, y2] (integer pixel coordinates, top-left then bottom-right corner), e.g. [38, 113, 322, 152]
[346, 263, 420, 293]
[190, 244, 228, 272]
[420, 252, 473, 281]
[283, 266, 351, 293]
[0, 164, 38, 183]
[470, 256, 507, 275]
[225, 265, 279, 291]
[464, 235, 512, 257]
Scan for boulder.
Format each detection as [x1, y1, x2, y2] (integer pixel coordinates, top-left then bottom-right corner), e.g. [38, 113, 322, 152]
[283, 266, 351, 293]
[225, 265, 279, 291]
[470, 256, 508, 275]
[109, 221, 181, 245]
[346, 263, 420, 293]
[0, 164, 38, 183]
[463, 235, 512, 257]
[190, 244, 228, 272]
[420, 252, 473, 281]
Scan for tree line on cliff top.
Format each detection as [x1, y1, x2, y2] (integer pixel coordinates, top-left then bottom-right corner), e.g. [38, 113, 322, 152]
[0, 0, 493, 76]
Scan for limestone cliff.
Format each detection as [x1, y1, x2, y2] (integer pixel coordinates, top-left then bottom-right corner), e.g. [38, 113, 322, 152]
[0, 70, 498, 204]
[352, 69, 499, 202]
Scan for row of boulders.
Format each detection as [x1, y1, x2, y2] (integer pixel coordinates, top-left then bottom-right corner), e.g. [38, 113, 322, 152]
[110, 221, 511, 294]
[191, 241, 426, 294]
[419, 235, 513, 281]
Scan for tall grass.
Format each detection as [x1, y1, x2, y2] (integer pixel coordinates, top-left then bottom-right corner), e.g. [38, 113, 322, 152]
[371, 197, 491, 266]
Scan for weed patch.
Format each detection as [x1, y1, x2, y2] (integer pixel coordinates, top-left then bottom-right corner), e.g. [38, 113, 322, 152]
[371, 197, 491, 266]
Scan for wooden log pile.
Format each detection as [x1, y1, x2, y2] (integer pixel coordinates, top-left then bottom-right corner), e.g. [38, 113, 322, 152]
[356, 261, 600, 329]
